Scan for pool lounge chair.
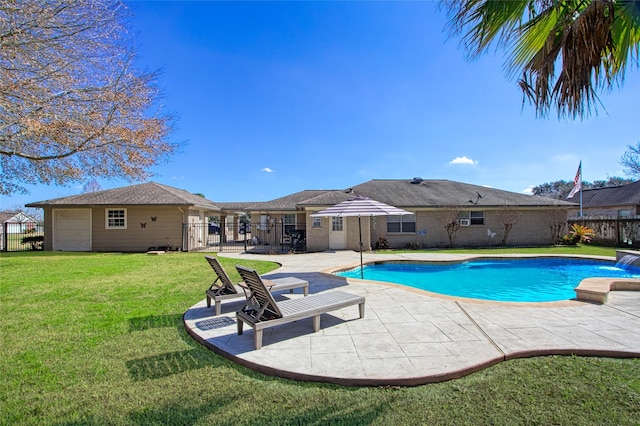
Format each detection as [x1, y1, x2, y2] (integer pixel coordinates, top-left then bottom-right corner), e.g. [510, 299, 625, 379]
[235, 264, 365, 349]
[204, 256, 309, 315]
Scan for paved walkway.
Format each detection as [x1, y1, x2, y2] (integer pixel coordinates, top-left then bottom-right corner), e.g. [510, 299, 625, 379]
[183, 251, 640, 386]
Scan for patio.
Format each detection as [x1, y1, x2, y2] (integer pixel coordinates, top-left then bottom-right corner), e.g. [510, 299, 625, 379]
[184, 251, 640, 386]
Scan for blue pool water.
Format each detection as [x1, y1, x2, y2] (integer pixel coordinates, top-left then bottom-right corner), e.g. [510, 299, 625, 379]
[336, 258, 640, 302]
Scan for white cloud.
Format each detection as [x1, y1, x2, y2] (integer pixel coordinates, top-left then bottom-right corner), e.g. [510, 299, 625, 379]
[522, 186, 534, 195]
[261, 167, 274, 173]
[449, 156, 477, 166]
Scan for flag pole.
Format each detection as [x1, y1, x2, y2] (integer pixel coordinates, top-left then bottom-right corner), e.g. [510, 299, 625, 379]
[580, 171, 583, 219]
[579, 163, 583, 218]
[566, 161, 583, 218]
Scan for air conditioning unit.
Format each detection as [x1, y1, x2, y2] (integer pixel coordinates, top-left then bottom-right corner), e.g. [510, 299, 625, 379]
[458, 218, 471, 227]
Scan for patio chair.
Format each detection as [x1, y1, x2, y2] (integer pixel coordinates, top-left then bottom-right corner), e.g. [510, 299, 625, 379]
[204, 256, 309, 315]
[235, 264, 365, 349]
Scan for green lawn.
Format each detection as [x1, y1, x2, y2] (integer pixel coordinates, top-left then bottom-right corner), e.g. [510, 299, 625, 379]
[1, 249, 639, 425]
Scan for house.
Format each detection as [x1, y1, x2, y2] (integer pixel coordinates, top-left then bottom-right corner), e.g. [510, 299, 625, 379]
[566, 180, 640, 246]
[0, 210, 39, 234]
[241, 190, 331, 249]
[567, 180, 640, 218]
[245, 178, 577, 251]
[26, 182, 221, 252]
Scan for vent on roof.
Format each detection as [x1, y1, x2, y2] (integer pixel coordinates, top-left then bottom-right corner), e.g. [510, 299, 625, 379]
[410, 177, 423, 184]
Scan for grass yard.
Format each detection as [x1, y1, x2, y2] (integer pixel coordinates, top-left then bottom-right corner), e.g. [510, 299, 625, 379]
[1, 249, 639, 425]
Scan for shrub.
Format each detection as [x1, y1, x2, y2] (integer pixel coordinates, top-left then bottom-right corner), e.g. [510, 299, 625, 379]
[561, 234, 579, 246]
[569, 223, 596, 244]
[21, 235, 44, 250]
[375, 237, 389, 250]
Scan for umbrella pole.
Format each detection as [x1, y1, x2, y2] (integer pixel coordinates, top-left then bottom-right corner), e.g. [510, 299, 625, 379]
[358, 216, 363, 279]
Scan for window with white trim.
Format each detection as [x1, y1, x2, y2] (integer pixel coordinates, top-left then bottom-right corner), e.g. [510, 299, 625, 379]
[387, 214, 416, 233]
[106, 208, 127, 229]
[331, 217, 343, 231]
[312, 217, 322, 228]
[458, 211, 484, 225]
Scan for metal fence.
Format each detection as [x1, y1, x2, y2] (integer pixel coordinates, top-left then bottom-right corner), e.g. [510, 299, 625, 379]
[1, 222, 45, 252]
[184, 223, 306, 253]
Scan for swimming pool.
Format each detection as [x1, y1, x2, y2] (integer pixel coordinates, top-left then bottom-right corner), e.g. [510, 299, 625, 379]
[335, 257, 640, 302]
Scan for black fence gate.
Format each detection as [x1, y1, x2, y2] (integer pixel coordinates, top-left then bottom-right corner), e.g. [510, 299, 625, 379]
[184, 223, 306, 253]
[1, 222, 45, 252]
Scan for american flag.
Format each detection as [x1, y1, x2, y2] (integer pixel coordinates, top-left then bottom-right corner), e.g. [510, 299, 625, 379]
[567, 161, 582, 199]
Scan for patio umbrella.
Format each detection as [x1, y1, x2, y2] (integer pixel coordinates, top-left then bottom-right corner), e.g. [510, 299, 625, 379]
[311, 196, 413, 278]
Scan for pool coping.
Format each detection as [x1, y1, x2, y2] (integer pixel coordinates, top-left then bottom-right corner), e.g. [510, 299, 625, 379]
[184, 251, 640, 386]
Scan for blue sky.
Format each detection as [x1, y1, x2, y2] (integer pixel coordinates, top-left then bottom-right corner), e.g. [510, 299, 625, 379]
[3, 1, 639, 209]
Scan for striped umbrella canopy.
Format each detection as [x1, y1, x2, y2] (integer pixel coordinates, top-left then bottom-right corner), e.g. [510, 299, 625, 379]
[310, 196, 413, 218]
[311, 197, 413, 278]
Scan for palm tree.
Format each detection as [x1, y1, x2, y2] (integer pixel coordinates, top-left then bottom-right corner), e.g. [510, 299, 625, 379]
[442, 0, 640, 119]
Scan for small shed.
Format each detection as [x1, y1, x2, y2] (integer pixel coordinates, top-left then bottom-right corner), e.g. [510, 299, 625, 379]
[26, 182, 221, 252]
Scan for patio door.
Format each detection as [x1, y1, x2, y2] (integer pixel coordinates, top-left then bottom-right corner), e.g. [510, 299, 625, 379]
[329, 216, 346, 250]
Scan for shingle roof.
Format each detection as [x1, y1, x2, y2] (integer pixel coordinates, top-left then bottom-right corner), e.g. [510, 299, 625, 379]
[349, 179, 575, 208]
[567, 180, 640, 207]
[216, 202, 254, 213]
[297, 190, 359, 207]
[245, 179, 575, 212]
[26, 182, 221, 211]
[0, 210, 38, 223]
[244, 190, 333, 211]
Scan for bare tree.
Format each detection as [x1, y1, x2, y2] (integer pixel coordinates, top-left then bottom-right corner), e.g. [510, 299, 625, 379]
[82, 178, 101, 193]
[496, 205, 520, 246]
[437, 207, 461, 248]
[620, 142, 640, 179]
[544, 209, 567, 245]
[0, 0, 176, 195]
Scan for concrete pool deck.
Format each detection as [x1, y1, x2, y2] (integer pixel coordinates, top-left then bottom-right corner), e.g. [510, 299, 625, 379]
[183, 251, 640, 386]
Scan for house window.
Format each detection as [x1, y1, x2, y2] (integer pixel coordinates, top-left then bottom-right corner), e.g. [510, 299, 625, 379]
[458, 211, 484, 225]
[331, 217, 343, 231]
[312, 217, 322, 228]
[106, 208, 127, 229]
[387, 214, 416, 233]
[284, 214, 296, 234]
[259, 215, 268, 231]
[619, 210, 631, 218]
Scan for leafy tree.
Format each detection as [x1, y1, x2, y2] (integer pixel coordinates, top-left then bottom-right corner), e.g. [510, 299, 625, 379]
[620, 142, 640, 178]
[531, 180, 574, 199]
[532, 176, 634, 199]
[0, 0, 176, 195]
[442, 0, 640, 119]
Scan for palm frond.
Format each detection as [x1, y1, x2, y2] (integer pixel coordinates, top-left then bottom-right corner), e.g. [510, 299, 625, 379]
[443, 0, 640, 119]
